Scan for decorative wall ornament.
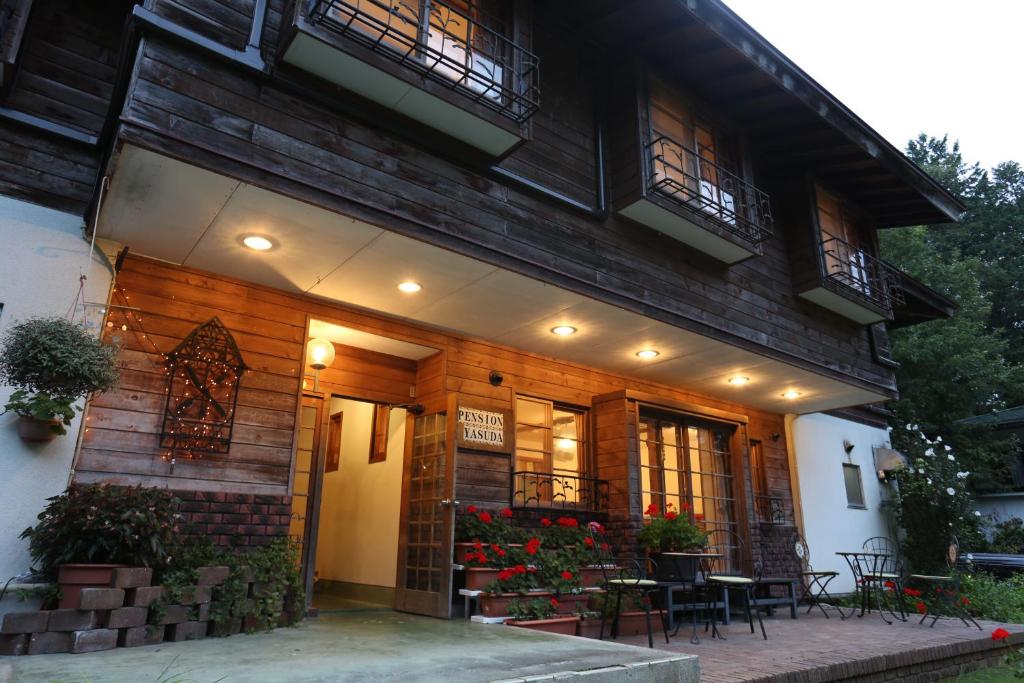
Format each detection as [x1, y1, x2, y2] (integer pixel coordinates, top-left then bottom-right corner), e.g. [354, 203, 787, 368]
[160, 317, 246, 462]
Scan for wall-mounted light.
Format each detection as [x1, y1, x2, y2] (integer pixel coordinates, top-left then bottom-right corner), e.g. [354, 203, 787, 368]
[489, 370, 504, 386]
[843, 439, 855, 455]
[306, 338, 336, 371]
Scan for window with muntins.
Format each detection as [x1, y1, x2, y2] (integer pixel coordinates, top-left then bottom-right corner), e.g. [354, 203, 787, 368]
[513, 396, 588, 506]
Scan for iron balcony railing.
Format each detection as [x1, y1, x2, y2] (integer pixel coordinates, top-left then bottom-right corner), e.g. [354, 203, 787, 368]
[308, 0, 540, 123]
[511, 471, 609, 512]
[754, 495, 788, 526]
[820, 234, 904, 313]
[646, 135, 774, 247]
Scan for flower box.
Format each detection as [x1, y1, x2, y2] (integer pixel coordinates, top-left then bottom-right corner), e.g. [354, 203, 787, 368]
[580, 566, 617, 588]
[506, 615, 580, 635]
[609, 610, 654, 638]
[464, 567, 501, 591]
[576, 616, 607, 639]
[553, 593, 590, 615]
[479, 591, 554, 617]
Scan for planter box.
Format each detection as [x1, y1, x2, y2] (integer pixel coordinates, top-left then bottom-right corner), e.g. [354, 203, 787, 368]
[479, 591, 555, 617]
[580, 566, 618, 588]
[576, 616, 607, 639]
[610, 610, 655, 638]
[506, 616, 580, 635]
[464, 568, 500, 591]
[553, 593, 590, 615]
[57, 564, 127, 609]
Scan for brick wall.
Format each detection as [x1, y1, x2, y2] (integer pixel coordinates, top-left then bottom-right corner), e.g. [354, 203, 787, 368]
[174, 490, 292, 547]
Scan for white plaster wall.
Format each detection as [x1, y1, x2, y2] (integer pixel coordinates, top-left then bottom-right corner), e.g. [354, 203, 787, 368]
[0, 196, 113, 583]
[791, 412, 893, 593]
[314, 399, 406, 588]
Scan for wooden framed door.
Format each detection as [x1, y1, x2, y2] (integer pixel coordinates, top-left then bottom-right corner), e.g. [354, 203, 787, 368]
[394, 393, 456, 617]
[289, 393, 328, 602]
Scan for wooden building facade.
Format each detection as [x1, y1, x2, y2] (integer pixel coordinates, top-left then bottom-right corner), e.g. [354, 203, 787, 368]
[0, 0, 960, 617]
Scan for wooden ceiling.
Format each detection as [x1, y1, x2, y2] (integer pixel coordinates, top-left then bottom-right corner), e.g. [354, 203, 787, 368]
[561, 0, 965, 227]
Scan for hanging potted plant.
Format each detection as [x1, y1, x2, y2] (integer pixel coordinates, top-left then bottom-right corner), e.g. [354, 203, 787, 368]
[20, 484, 182, 608]
[505, 596, 580, 635]
[0, 317, 119, 442]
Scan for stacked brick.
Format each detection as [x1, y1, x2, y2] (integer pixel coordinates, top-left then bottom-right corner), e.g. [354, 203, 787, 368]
[0, 565, 238, 656]
[174, 490, 292, 547]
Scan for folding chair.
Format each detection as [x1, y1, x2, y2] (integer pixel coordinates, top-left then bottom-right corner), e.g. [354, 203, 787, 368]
[793, 533, 845, 619]
[705, 529, 767, 640]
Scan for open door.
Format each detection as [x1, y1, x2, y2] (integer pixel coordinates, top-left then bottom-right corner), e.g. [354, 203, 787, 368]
[290, 393, 327, 603]
[394, 394, 456, 617]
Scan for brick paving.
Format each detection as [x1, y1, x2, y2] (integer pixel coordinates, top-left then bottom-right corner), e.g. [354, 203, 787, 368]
[613, 609, 1024, 682]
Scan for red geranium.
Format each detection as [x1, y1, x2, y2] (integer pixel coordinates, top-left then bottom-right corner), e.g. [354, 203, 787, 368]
[540, 517, 552, 527]
[600, 542, 610, 552]
[915, 601, 927, 615]
[550, 597, 559, 608]
[883, 580, 895, 591]
[665, 511, 678, 521]
[473, 541, 483, 550]
[478, 511, 492, 524]
[561, 571, 574, 580]
[556, 517, 579, 528]
[500, 507, 513, 518]
[587, 521, 604, 534]
[992, 627, 1011, 641]
[903, 587, 922, 598]
[466, 505, 478, 514]
[497, 568, 515, 581]
[681, 502, 692, 512]
[583, 537, 595, 548]
[645, 503, 659, 517]
[514, 564, 527, 575]
[961, 596, 971, 606]
[526, 538, 542, 556]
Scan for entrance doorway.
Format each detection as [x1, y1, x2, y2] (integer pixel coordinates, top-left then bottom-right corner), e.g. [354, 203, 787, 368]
[311, 397, 408, 610]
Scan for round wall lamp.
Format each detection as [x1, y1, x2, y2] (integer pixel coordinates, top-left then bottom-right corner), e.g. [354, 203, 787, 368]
[306, 338, 336, 371]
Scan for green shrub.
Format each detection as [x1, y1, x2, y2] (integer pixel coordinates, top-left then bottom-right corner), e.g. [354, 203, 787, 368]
[960, 573, 1024, 624]
[990, 519, 1024, 555]
[20, 484, 183, 577]
[637, 502, 706, 553]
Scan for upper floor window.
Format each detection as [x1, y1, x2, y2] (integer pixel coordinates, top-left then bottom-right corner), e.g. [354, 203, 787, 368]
[326, 0, 510, 103]
[513, 396, 590, 507]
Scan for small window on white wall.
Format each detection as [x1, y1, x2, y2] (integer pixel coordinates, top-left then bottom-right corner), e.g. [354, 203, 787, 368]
[843, 463, 866, 508]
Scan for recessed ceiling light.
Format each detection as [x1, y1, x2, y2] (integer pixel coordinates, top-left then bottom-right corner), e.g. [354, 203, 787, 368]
[728, 376, 750, 386]
[550, 325, 577, 336]
[397, 281, 422, 293]
[781, 390, 802, 400]
[636, 349, 660, 359]
[242, 235, 274, 251]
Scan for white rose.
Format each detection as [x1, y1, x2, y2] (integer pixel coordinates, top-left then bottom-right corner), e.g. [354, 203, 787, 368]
[945, 445, 952, 452]
[948, 454, 955, 461]
[924, 448, 935, 457]
[918, 469, 925, 474]
[946, 487, 955, 495]
[905, 423, 913, 430]
[975, 511, 982, 516]
[927, 478, 933, 485]
[935, 436, 943, 443]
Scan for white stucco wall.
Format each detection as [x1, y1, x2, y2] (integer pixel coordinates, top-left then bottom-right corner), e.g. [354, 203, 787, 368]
[0, 196, 112, 584]
[315, 398, 406, 588]
[790, 412, 893, 593]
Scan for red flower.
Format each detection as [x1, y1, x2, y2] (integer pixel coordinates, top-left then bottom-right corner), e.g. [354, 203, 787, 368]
[883, 581, 895, 591]
[498, 568, 515, 581]
[514, 564, 527, 575]
[665, 511, 678, 521]
[557, 517, 579, 528]
[583, 537, 595, 548]
[587, 521, 604, 534]
[600, 542, 610, 552]
[695, 513, 704, 521]
[473, 541, 483, 550]
[540, 518, 552, 527]
[550, 597, 559, 608]
[681, 502, 692, 512]
[500, 507, 513, 518]
[526, 538, 542, 556]
[992, 627, 1011, 641]
[561, 571, 574, 580]
[961, 596, 971, 606]
[466, 505, 478, 514]
[478, 511, 492, 524]
[915, 601, 927, 615]
[903, 587, 922, 598]
[645, 503, 659, 517]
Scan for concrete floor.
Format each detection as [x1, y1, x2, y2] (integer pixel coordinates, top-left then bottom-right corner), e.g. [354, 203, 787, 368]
[7, 611, 697, 683]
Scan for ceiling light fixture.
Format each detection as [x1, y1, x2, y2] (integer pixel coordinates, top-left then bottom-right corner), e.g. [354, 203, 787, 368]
[556, 437, 575, 450]
[636, 349, 660, 359]
[781, 390, 802, 400]
[728, 376, 750, 386]
[242, 235, 274, 251]
[550, 325, 577, 337]
[397, 281, 422, 293]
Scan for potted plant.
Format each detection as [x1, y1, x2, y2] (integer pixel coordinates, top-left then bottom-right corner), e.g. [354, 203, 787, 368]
[478, 559, 547, 617]
[505, 597, 580, 635]
[540, 548, 589, 615]
[587, 591, 651, 638]
[454, 506, 524, 563]
[20, 484, 183, 607]
[0, 317, 119, 441]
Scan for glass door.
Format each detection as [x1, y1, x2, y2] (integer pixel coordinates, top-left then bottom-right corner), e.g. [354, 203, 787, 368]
[394, 395, 455, 617]
[290, 394, 326, 599]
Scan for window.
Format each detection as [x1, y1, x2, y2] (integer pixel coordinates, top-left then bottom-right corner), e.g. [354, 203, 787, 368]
[333, 0, 508, 102]
[815, 183, 871, 293]
[648, 78, 740, 225]
[843, 463, 866, 508]
[513, 396, 587, 506]
[749, 440, 774, 522]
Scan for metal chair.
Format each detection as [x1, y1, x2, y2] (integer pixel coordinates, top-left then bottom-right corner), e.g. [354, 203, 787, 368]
[858, 536, 907, 623]
[593, 534, 670, 648]
[908, 539, 981, 630]
[704, 529, 767, 640]
[793, 533, 845, 619]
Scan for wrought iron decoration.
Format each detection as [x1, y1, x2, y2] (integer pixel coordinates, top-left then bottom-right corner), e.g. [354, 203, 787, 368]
[160, 317, 246, 460]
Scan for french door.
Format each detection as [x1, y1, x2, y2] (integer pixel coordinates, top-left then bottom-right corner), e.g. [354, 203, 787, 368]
[394, 394, 456, 617]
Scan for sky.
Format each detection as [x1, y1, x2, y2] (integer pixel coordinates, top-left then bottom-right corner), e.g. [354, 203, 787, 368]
[723, 0, 1023, 172]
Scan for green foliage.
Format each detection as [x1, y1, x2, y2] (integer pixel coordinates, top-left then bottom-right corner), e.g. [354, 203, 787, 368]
[507, 596, 558, 621]
[0, 318, 119, 422]
[20, 484, 183, 577]
[959, 573, 1024, 624]
[881, 135, 1024, 490]
[4, 389, 77, 433]
[990, 519, 1024, 555]
[454, 507, 525, 544]
[884, 425, 982, 573]
[636, 502, 706, 553]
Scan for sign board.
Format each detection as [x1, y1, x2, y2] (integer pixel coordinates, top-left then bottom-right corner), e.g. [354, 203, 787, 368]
[456, 403, 512, 453]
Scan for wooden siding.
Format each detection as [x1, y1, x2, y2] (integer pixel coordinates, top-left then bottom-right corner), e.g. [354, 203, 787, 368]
[79, 254, 798, 547]
[115, 33, 895, 400]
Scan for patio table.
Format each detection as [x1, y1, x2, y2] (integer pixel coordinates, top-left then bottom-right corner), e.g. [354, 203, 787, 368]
[658, 552, 722, 644]
[836, 551, 905, 623]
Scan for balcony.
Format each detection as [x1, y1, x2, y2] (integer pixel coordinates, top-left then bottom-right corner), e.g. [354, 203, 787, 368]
[511, 471, 609, 512]
[617, 135, 774, 264]
[279, 0, 539, 157]
[797, 234, 904, 324]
